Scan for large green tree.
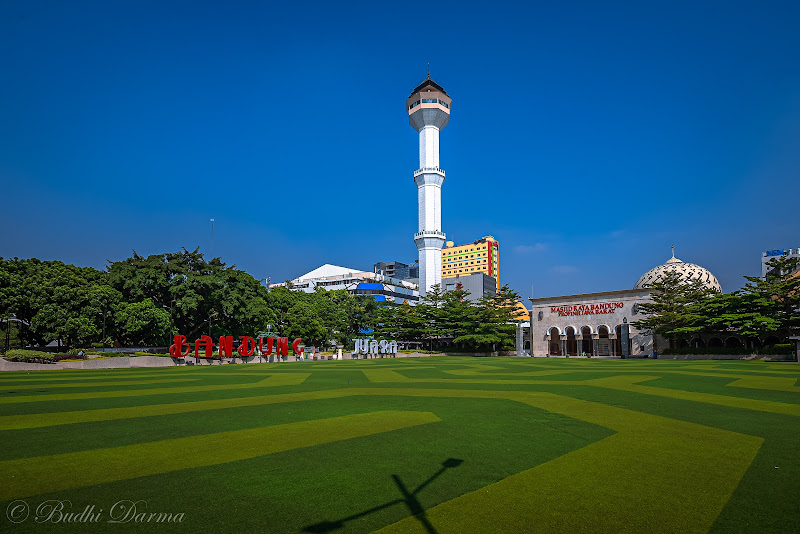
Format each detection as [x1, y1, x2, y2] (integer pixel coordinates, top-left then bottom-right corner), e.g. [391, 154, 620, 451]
[114, 299, 171, 346]
[0, 258, 118, 347]
[631, 271, 715, 348]
[372, 283, 522, 352]
[283, 302, 329, 348]
[633, 256, 800, 348]
[373, 301, 426, 344]
[699, 256, 800, 340]
[454, 284, 521, 351]
[107, 248, 269, 340]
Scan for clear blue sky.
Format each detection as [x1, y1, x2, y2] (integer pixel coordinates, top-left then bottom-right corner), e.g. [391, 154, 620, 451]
[2, 0, 798, 298]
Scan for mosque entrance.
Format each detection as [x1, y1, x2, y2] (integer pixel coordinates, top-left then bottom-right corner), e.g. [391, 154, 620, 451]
[548, 327, 561, 356]
[597, 326, 610, 356]
[581, 326, 592, 356]
[565, 327, 578, 356]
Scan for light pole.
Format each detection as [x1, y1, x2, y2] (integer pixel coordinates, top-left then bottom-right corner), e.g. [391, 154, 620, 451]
[210, 218, 215, 258]
[207, 310, 218, 337]
[4, 313, 10, 354]
[621, 317, 630, 359]
[3, 314, 21, 354]
[163, 299, 176, 344]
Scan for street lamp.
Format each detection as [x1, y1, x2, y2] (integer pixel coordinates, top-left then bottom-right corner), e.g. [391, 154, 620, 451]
[3, 314, 21, 354]
[4, 313, 11, 354]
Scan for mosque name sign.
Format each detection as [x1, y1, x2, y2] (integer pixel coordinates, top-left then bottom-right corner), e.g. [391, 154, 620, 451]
[169, 335, 304, 359]
[551, 302, 624, 317]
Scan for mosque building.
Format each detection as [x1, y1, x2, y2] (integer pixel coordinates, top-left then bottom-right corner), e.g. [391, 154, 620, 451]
[529, 249, 722, 357]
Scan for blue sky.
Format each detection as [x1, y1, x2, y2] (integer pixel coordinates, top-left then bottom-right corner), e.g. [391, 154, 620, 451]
[1, 0, 798, 298]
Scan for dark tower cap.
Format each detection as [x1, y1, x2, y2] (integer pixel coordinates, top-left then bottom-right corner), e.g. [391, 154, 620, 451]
[409, 76, 448, 97]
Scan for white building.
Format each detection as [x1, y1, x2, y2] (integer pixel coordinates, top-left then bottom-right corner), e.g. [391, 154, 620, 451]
[407, 76, 451, 296]
[530, 289, 654, 357]
[271, 264, 420, 304]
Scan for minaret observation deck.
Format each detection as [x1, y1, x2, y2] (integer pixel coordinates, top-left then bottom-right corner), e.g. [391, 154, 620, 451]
[408, 76, 451, 296]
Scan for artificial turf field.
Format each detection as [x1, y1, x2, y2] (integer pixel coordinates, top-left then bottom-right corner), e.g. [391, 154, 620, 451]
[0, 357, 798, 533]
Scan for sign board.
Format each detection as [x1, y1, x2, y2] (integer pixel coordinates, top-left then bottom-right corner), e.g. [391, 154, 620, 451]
[550, 302, 624, 317]
[353, 339, 398, 355]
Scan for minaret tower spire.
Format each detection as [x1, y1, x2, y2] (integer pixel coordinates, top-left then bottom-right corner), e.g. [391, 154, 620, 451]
[407, 76, 451, 296]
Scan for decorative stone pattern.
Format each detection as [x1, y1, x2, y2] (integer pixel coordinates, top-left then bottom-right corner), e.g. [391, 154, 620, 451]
[634, 255, 722, 292]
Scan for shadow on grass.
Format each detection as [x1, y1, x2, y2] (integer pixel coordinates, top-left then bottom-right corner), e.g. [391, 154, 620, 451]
[303, 458, 464, 534]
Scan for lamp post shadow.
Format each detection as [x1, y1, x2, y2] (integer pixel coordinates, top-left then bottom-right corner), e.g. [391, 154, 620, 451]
[303, 458, 464, 534]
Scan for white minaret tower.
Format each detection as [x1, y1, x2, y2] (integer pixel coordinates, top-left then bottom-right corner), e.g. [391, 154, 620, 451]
[407, 76, 451, 296]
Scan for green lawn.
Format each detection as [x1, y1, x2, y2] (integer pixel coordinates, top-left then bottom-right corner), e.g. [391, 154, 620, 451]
[0, 357, 798, 533]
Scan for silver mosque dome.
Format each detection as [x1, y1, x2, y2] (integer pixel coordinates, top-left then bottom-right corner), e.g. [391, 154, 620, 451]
[634, 248, 722, 292]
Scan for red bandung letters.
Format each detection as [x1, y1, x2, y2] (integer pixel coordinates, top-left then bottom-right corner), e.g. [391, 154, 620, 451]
[238, 336, 256, 357]
[168, 335, 192, 358]
[170, 335, 304, 359]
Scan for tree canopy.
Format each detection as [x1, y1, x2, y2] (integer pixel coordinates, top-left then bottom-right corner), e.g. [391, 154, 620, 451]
[633, 256, 800, 348]
[1, 250, 382, 349]
[373, 283, 523, 352]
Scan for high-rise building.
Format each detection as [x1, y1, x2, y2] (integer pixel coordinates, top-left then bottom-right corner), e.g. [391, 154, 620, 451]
[442, 272, 497, 302]
[761, 248, 800, 278]
[408, 75, 451, 296]
[373, 261, 410, 280]
[441, 236, 500, 289]
[409, 261, 419, 280]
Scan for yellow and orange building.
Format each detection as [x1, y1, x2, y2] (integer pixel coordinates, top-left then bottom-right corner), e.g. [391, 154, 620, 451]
[441, 236, 500, 289]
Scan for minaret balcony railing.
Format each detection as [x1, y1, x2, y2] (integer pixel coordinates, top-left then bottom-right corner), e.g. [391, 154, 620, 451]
[413, 167, 445, 178]
[415, 230, 447, 239]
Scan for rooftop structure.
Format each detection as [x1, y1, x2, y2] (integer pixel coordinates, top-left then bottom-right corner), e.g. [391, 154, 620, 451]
[441, 272, 497, 302]
[271, 264, 419, 304]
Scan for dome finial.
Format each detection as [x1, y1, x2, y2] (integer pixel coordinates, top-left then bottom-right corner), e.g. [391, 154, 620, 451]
[427, 60, 430, 79]
[671, 244, 675, 259]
